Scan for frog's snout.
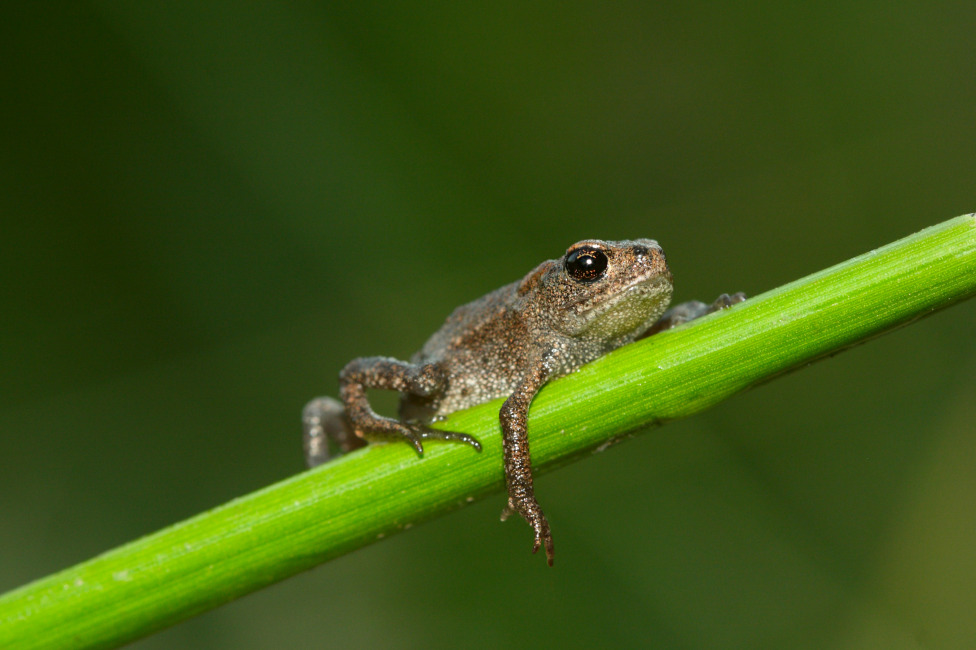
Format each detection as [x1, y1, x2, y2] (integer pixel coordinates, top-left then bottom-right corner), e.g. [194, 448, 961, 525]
[640, 242, 670, 280]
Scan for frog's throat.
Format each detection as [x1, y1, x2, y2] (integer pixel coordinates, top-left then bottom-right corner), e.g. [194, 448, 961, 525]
[561, 276, 672, 338]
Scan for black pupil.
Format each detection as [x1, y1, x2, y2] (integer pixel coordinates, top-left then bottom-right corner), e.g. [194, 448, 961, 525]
[565, 246, 608, 282]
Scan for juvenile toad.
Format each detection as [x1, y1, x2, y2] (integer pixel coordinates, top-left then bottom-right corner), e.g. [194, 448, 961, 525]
[303, 239, 743, 565]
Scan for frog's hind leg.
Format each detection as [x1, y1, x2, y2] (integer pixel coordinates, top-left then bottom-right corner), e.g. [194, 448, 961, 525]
[339, 357, 483, 456]
[302, 396, 366, 467]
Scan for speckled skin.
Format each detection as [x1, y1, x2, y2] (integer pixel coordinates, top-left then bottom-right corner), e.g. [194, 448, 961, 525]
[303, 239, 744, 565]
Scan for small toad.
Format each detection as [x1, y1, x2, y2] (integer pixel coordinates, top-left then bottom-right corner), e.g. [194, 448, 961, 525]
[303, 239, 743, 565]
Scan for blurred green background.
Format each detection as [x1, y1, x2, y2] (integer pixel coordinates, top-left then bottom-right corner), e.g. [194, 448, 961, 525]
[3, 3, 976, 648]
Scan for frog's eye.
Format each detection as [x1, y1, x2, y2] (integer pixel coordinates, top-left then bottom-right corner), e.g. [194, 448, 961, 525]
[565, 246, 609, 282]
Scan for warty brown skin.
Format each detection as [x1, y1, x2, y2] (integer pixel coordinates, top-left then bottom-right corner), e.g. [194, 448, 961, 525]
[303, 239, 744, 565]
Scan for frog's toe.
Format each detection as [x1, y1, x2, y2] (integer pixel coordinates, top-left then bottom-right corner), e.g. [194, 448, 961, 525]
[414, 424, 482, 452]
[532, 521, 555, 567]
[712, 291, 746, 310]
[391, 422, 482, 456]
[395, 425, 427, 456]
[441, 430, 482, 452]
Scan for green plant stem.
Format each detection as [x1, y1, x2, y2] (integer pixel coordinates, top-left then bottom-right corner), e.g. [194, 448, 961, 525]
[3, 214, 976, 649]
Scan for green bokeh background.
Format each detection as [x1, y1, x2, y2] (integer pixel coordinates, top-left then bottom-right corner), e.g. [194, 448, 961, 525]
[3, 3, 976, 648]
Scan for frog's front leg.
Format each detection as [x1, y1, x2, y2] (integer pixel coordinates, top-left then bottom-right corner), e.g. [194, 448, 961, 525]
[340, 356, 483, 456]
[642, 291, 746, 337]
[499, 356, 555, 566]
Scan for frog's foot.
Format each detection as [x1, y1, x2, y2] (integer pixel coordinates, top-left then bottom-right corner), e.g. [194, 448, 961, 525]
[643, 291, 746, 336]
[337, 357, 482, 456]
[709, 291, 747, 312]
[501, 497, 554, 566]
[405, 422, 483, 456]
[303, 396, 366, 467]
[359, 418, 482, 457]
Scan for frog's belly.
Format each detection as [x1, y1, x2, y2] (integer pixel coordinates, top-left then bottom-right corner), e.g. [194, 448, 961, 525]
[399, 369, 514, 422]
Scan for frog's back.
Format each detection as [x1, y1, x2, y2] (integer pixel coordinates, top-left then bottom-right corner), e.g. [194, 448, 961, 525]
[411, 280, 521, 366]
[402, 280, 528, 418]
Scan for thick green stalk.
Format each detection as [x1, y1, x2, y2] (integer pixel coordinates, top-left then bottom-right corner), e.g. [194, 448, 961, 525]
[2, 214, 975, 650]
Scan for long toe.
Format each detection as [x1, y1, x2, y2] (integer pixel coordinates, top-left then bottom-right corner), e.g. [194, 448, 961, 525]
[417, 426, 482, 452]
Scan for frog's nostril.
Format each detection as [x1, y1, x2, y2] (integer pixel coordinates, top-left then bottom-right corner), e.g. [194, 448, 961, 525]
[633, 244, 649, 257]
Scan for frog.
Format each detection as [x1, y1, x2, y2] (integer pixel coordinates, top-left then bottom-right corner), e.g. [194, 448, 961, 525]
[303, 239, 744, 566]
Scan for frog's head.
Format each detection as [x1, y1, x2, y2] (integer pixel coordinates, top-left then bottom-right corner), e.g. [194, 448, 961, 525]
[519, 239, 673, 343]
